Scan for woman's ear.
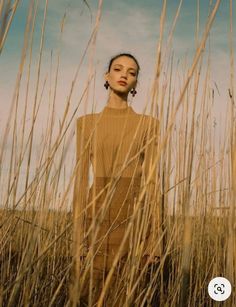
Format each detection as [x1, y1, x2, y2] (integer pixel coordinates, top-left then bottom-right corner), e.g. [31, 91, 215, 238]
[104, 72, 109, 82]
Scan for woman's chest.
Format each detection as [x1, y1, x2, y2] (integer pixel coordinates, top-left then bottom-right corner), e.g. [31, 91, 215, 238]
[91, 119, 145, 154]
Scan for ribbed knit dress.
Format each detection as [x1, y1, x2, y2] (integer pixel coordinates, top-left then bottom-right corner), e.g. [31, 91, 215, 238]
[73, 105, 160, 305]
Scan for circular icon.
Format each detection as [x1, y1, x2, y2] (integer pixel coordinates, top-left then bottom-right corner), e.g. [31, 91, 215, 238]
[208, 277, 232, 301]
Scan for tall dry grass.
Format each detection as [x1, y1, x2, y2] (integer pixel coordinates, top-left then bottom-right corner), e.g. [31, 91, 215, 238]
[0, 0, 235, 306]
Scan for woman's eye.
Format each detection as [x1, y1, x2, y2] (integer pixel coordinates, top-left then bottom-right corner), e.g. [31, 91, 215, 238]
[114, 68, 136, 76]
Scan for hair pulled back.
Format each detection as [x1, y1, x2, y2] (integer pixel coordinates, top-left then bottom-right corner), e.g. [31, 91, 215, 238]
[107, 53, 140, 76]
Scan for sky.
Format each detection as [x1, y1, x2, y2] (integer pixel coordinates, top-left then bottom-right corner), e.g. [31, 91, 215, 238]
[0, 0, 235, 207]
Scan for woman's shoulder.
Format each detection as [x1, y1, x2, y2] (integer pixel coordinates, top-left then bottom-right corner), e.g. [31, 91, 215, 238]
[76, 113, 98, 125]
[77, 113, 96, 121]
[76, 113, 100, 135]
[139, 114, 159, 128]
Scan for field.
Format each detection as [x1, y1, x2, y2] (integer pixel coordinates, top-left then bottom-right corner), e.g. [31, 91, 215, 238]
[0, 209, 233, 306]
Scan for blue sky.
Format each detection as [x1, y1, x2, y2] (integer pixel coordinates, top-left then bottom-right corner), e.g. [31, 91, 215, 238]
[0, 0, 235, 205]
[1, 0, 234, 85]
[1, 0, 234, 59]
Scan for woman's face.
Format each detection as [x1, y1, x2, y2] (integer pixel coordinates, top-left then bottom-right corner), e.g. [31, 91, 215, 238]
[105, 56, 138, 94]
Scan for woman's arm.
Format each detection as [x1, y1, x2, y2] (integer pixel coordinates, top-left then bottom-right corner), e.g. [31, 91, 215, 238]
[142, 117, 160, 260]
[73, 117, 90, 262]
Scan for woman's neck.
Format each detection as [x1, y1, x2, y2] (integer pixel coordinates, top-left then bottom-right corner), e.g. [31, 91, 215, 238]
[106, 92, 128, 109]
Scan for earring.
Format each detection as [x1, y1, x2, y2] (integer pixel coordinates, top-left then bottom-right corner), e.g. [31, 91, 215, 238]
[104, 81, 109, 90]
[130, 88, 137, 97]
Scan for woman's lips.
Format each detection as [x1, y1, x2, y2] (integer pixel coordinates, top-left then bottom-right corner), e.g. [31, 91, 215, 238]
[117, 81, 127, 86]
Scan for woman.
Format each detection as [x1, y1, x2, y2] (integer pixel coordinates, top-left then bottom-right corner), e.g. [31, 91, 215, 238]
[72, 53, 161, 306]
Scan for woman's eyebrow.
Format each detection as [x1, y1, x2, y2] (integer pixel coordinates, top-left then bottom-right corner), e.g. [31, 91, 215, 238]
[113, 64, 136, 71]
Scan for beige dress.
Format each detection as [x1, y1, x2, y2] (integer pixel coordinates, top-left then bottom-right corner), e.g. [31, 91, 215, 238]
[73, 105, 159, 306]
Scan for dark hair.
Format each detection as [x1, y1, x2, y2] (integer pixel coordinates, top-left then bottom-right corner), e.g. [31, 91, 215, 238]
[107, 53, 140, 77]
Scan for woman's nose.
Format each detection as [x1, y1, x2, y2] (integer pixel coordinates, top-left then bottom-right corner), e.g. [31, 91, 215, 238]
[121, 71, 128, 78]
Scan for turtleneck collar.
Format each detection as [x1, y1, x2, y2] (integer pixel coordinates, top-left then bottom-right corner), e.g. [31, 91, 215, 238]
[102, 105, 135, 116]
